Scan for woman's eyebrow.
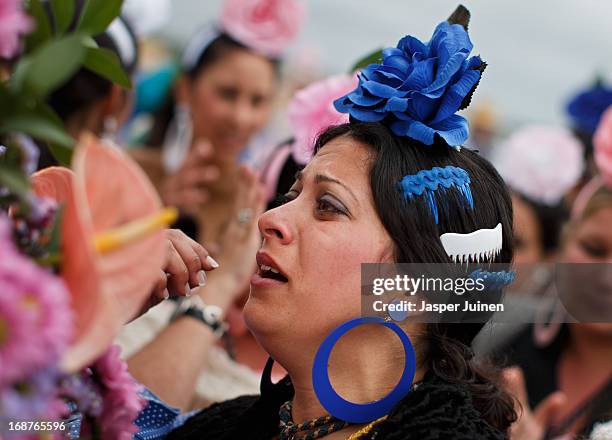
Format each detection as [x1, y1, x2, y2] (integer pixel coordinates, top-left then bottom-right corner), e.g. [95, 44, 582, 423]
[294, 170, 358, 204]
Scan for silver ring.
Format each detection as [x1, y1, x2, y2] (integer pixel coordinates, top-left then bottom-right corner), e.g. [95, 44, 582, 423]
[237, 208, 253, 225]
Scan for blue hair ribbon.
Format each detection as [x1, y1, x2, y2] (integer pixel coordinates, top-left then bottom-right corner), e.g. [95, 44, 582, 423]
[468, 269, 515, 290]
[398, 166, 474, 223]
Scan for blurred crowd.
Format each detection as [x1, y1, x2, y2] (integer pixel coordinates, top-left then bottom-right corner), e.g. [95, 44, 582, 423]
[1, 0, 611, 439]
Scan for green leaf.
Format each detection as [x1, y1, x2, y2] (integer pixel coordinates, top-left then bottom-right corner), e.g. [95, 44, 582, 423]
[0, 85, 16, 117]
[77, 0, 123, 34]
[9, 57, 33, 93]
[0, 114, 74, 149]
[0, 164, 30, 197]
[350, 48, 384, 73]
[25, 0, 54, 51]
[51, 0, 76, 34]
[46, 142, 73, 166]
[18, 34, 87, 98]
[83, 46, 131, 88]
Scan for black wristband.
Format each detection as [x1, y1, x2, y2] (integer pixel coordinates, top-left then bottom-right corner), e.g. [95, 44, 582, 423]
[177, 306, 226, 337]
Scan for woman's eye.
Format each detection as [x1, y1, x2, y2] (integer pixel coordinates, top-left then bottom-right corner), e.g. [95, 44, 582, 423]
[217, 87, 238, 101]
[251, 94, 266, 107]
[316, 196, 346, 216]
[580, 240, 607, 258]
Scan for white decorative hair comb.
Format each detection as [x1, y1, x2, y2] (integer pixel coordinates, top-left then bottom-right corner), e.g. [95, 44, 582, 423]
[440, 223, 503, 263]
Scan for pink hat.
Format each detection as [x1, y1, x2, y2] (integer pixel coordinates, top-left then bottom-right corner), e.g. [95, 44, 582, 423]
[288, 74, 358, 165]
[493, 125, 584, 206]
[220, 0, 305, 58]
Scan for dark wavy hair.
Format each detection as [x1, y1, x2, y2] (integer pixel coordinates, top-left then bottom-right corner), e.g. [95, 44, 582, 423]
[514, 191, 569, 255]
[186, 32, 281, 81]
[314, 122, 518, 433]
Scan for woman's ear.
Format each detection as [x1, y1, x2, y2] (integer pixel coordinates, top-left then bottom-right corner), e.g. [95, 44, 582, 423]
[99, 84, 133, 128]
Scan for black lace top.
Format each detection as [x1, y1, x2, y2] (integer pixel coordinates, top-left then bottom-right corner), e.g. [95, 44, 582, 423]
[167, 362, 507, 440]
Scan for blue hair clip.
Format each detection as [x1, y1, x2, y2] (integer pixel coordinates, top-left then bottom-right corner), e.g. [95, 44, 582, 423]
[398, 166, 474, 224]
[468, 269, 515, 290]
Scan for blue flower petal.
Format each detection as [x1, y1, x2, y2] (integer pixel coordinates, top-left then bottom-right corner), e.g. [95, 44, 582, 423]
[383, 54, 412, 72]
[410, 93, 439, 122]
[431, 69, 481, 124]
[391, 119, 436, 145]
[430, 114, 470, 146]
[429, 22, 473, 66]
[384, 97, 409, 112]
[404, 58, 436, 90]
[392, 110, 414, 121]
[347, 90, 384, 106]
[464, 55, 483, 70]
[362, 80, 402, 99]
[333, 96, 352, 113]
[421, 51, 467, 95]
[374, 68, 405, 82]
[382, 47, 404, 58]
[397, 35, 428, 58]
[371, 70, 404, 88]
[391, 114, 469, 146]
[348, 106, 387, 122]
[334, 17, 480, 148]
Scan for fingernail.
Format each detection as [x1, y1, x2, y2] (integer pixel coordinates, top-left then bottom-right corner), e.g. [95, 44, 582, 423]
[163, 289, 170, 300]
[198, 270, 207, 286]
[206, 255, 220, 268]
[185, 283, 191, 297]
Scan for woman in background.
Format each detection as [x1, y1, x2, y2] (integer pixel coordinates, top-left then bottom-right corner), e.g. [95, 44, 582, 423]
[491, 125, 585, 265]
[501, 109, 612, 440]
[121, 0, 306, 410]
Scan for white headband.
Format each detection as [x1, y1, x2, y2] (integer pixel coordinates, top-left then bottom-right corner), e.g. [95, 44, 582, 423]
[106, 17, 137, 69]
[181, 24, 222, 72]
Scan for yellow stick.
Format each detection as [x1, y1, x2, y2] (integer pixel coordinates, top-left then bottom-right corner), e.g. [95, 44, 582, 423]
[94, 207, 178, 254]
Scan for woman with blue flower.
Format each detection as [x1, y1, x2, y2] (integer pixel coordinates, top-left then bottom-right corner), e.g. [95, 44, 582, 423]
[157, 6, 517, 439]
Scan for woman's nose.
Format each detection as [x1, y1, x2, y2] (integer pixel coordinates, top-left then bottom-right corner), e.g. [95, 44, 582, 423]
[230, 100, 257, 131]
[258, 206, 293, 245]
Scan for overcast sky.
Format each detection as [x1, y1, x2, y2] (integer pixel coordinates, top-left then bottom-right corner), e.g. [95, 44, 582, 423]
[158, 0, 612, 129]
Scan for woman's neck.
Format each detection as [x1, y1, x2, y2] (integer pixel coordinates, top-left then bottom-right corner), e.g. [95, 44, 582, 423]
[283, 325, 426, 423]
[563, 325, 612, 371]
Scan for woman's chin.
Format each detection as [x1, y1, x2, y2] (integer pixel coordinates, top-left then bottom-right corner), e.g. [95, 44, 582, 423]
[243, 294, 283, 338]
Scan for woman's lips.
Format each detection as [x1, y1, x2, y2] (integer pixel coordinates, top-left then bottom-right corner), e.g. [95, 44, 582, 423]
[256, 251, 288, 279]
[252, 251, 289, 288]
[250, 272, 288, 288]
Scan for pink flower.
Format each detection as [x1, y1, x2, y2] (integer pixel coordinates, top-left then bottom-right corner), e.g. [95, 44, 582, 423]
[0, 0, 33, 59]
[288, 74, 358, 164]
[492, 125, 585, 205]
[220, 0, 305, 58]
[594, 105, 612, 187]
[0, 214, 15, 252]
[0, 214, 73, 387]
[0, 367, 65, 434]
[93, 345, 144, 440]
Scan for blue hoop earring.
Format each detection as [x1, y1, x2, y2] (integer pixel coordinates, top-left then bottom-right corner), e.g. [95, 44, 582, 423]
[312, 316, 416, 424]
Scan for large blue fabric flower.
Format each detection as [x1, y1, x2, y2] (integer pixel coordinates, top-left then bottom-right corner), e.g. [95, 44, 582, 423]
[334, 20, 485, 147]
